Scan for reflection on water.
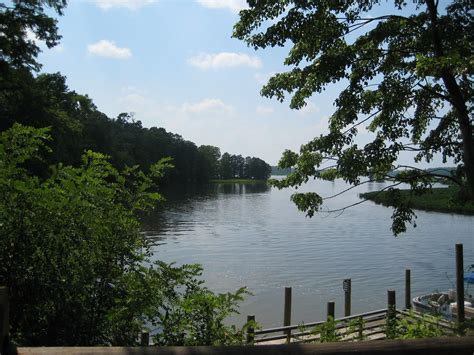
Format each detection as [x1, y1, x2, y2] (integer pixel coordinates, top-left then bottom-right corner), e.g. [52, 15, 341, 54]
[215, 182, 270, 195]
[142, 179, 474, 328]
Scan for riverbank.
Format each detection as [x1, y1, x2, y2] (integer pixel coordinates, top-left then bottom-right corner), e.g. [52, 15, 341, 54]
[210, 179, 268, 184]
[360, 186, 474, 215]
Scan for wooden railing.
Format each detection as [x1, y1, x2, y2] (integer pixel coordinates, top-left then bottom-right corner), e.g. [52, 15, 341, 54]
[8, 337, 474, 355]
[253, 308, 389, 344]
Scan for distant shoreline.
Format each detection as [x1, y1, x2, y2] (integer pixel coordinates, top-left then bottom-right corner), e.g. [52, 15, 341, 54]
[360, 186, 474, 215]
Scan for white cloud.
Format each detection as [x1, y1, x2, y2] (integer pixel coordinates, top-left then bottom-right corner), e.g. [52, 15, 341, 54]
[196, 0, 247, 13]
[298, 101, 320, 116]
[181, 98, 235, 115]
[87, 40, 132, 59]
[256, 105, 274, 116]
[95, 0, 158, 10]
[188, 52, 262, 70]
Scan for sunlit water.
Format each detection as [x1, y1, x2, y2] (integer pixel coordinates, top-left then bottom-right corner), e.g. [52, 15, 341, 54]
[143, 179, 473, 328]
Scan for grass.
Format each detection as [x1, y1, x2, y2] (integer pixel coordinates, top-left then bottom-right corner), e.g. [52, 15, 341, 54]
[360, 186, 474, 215]
[209, 179, 268, 184]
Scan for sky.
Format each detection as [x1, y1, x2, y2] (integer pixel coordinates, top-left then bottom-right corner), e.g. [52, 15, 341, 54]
[33, 0, 449, 167]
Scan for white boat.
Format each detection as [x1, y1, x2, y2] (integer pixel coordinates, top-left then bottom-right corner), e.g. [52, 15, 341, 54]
[412, 268, 474, 320]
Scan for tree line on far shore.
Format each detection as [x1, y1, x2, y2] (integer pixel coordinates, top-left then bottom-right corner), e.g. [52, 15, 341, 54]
[1, 71, 270, 184]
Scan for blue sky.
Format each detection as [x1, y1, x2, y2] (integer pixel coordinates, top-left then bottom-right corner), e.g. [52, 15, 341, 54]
[33, 0, 448, 166]
[30, 0, 344, 165]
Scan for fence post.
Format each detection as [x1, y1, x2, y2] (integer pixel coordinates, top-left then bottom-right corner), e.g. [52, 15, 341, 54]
[405, 269, 411, 310]
[283, 287, 292, 344]
[456, 243, 465, 333]
[246, 315, 255, 345]
[386, 289, 396, 339]
[140, 331, 149, 346]
[0, 287, 9, 354]
[327, 301, 335, 320]
[343, 279, 351, 317]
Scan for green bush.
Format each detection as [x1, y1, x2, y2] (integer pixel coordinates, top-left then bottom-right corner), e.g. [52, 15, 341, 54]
[0, 124, 251, 346]
[394, 311, 446, 339]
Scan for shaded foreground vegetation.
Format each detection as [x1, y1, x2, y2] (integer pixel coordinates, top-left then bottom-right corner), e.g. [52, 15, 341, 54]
[0, 125, 254, 346]
[361, 186, 474, 215]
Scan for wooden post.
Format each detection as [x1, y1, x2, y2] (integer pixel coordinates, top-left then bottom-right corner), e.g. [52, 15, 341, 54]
[343, 279, 351, 317]
[283, 287, 292, 344]
[0, 287, 9, 354]
[140, 331, 149, 346]
[327, 301, 335, 320]
[456, 243, 465, 331]
[246, 315, 255, 345]
[386, 289, 396, 339]
[405, 269, 411, 310]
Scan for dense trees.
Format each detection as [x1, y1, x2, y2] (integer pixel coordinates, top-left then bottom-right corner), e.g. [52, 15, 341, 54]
[234, 0, 473, 234]
[217, 153, 271, 180]
[0, 125, 251, 346]
[0, 69, 271, 183]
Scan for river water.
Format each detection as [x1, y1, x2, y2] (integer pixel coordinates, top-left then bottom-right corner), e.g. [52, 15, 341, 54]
[143, 179, 473, 328]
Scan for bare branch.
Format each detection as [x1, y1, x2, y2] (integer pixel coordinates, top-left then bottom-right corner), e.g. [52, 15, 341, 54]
[321, 181, 404, 213]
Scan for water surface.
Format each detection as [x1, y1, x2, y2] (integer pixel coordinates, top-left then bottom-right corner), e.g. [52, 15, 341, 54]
[143, 179, 474, 328]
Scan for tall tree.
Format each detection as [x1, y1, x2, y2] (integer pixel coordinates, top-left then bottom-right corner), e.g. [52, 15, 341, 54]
[219, 153, 234, 179]
[0, 0, 66, 74]
[198, 145, 221, 181]
[234, 0, 473, 234]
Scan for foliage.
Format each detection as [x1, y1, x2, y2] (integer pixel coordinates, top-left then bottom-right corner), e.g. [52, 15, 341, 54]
[316, 316, 339, 343]
[152, 262, 251, 346]
[395, 312, 445, 339]
[234, 0, 474, 235]
[218, 153, 272, 180]
[0, 0, 66, 73]
[297, 317, 340, 343]
[0, 124, 251, 346]
[347, 317, 366, 342]
[386, 310, 446, 339]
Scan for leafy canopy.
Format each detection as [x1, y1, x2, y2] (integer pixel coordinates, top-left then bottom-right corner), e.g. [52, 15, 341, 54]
[234, 0, 473, 234]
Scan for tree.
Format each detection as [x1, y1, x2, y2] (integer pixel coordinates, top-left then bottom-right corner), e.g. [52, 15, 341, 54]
[231, 154, 245, 178]
[0, 0, 66, 75]
[234, 0, 473, 234]
[198, 145, 221, 181]
[244, 157, 272, 180]
[0, 124, 251, 346]
[219, 152, 234, 179]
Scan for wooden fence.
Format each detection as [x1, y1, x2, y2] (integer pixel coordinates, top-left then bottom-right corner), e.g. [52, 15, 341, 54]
[248, 290, 459, 345]
[8, 337, 474, 355]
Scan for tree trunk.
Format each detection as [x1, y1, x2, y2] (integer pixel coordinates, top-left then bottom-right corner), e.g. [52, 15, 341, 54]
[425, 0, 474, 199]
